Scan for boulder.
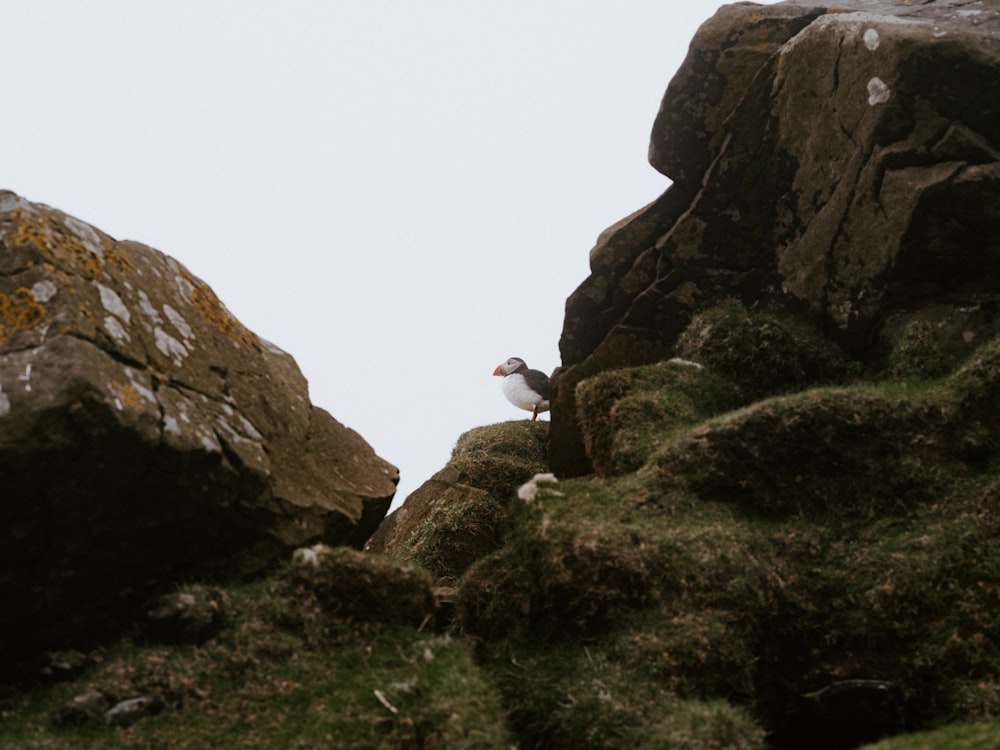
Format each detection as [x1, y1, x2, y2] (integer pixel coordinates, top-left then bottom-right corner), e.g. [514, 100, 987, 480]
[0, 191, 398, 669]
[285, 545, 436, 629]
[551, 0, 1000, 476]
[367, 421, 549, 582]
[145, 589, 226, 645]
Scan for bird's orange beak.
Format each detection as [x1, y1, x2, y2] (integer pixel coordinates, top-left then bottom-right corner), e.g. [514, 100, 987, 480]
[492, 365, 505, 376]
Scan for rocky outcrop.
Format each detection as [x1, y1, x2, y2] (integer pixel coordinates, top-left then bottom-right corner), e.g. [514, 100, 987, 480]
[551, 0, 1000, 477]
[0, 191, 398, 668]
[367, 421, 548, 583]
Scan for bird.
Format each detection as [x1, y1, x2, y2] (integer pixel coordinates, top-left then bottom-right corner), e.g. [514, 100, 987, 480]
[493, 357, 551, 421]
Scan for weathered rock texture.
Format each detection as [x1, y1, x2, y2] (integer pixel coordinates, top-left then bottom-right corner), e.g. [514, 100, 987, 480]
[367, 421, 548, 583]
[551, 0, 1000, 476]
[0, 191, 398, 666]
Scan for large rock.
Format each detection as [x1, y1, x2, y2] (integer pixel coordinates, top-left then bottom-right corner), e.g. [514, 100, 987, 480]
[367, 422, 549, 583]
[551, 0, 1000, 476]
[0, 191, 398, 666]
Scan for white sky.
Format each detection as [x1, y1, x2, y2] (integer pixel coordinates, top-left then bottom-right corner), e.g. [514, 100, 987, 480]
[2, 2, 777, 511]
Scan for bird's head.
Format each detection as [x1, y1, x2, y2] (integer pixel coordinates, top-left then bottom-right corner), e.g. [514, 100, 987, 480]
[493, 357, 527, 377]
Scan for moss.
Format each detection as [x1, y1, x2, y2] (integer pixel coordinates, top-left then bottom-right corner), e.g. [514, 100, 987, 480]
[279, 546, 435, 629]
[576, 359, 739, 477]
[885, 320, 954, 379]
[858, 721, 1000, 749]
[398, 494, 506, 581]
[448, 420, 549, 500]
[0, 557, 512, 749]
[651, 384, 959, 519]
[454, 367, 1000, 745]
[674, 301, 850, 401]
[372, 421, 549, 583]
[487, 640, 766, 750]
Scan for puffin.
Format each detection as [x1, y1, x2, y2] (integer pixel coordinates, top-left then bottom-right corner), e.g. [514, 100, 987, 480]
[493, 357, 551, 421]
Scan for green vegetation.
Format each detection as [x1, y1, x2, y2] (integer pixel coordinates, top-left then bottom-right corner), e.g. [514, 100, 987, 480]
[7, 305, 1000, 748]
[0, 550, 511, 749]
[375, 420, 549, 582]
[576, 359, 739, 477]
[674, 301, 851, 401]
[859, 722, 1000, 749]
[454, 310, 1000, 747]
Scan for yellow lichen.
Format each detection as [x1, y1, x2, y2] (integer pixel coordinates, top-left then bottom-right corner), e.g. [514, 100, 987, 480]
[106, 245, 135, 275]
[0, 287, 46, 343]
[114, 382, 145, 411]
[182, 269, 257, 350]
[9, 208, 106, 279]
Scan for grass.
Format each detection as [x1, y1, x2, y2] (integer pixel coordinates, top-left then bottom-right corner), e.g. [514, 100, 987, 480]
[858, 722, 1000, 749]
[673, 301, 852, 401]
[0, 553, 512, 749]
[575, 358, 739, 477]
[11, 314, 1000, 749]
[369, 420, 549, 582]
[455, 430, 1000, 747]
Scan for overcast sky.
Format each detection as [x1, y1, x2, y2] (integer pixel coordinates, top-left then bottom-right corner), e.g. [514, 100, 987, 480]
[3, 2, 777, 511]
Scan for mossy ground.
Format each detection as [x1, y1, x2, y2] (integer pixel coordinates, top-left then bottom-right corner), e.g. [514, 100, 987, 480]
[452, 317, 1000, 748]
[370, 420, 549, 582]
[858, 721, 1000, 749]
[575, 359, 740, 477]
[0, 552, 511, 749]
[8, 308, 1000, 748]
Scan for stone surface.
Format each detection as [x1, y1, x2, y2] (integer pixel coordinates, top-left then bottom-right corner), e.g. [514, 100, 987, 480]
[367, 465, 504, 582]
[286, 545, 436, 628]
[146, 590, 226, 644]
[103, 696, 164, 728]
[367, 422, 549, 582]
[0, 191, 398, 668]
[551, 0, 1000, 476]
[50, 687, 112, 727]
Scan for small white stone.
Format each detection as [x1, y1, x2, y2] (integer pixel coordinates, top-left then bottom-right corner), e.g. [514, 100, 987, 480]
[668, 357, 704, 370]
[867, 77, 891, 105]
[863, 28, 880, 51]
[517, 483, 536, 502]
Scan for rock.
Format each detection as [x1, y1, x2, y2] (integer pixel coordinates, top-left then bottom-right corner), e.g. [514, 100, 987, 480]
[366, 465, 504, 582]
[146, 590, 225, 644]
[0, 191, 398, 671]
[551, 0, 1000, 476]
[50, 687, 112, 727]
[39, 650, 95, 680]
[285, 545, 436, 628]
[103, 695, 164, 728]
[367, 422, 548, 581]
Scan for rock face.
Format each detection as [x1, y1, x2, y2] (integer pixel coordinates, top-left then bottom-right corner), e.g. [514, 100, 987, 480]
[551, 0, 1000, 477]
[0, 191, 398, 666]
[367, 422, 549, 583]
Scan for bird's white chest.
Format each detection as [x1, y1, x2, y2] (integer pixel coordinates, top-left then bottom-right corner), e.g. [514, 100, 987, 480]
[501, 373, 546, 410]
